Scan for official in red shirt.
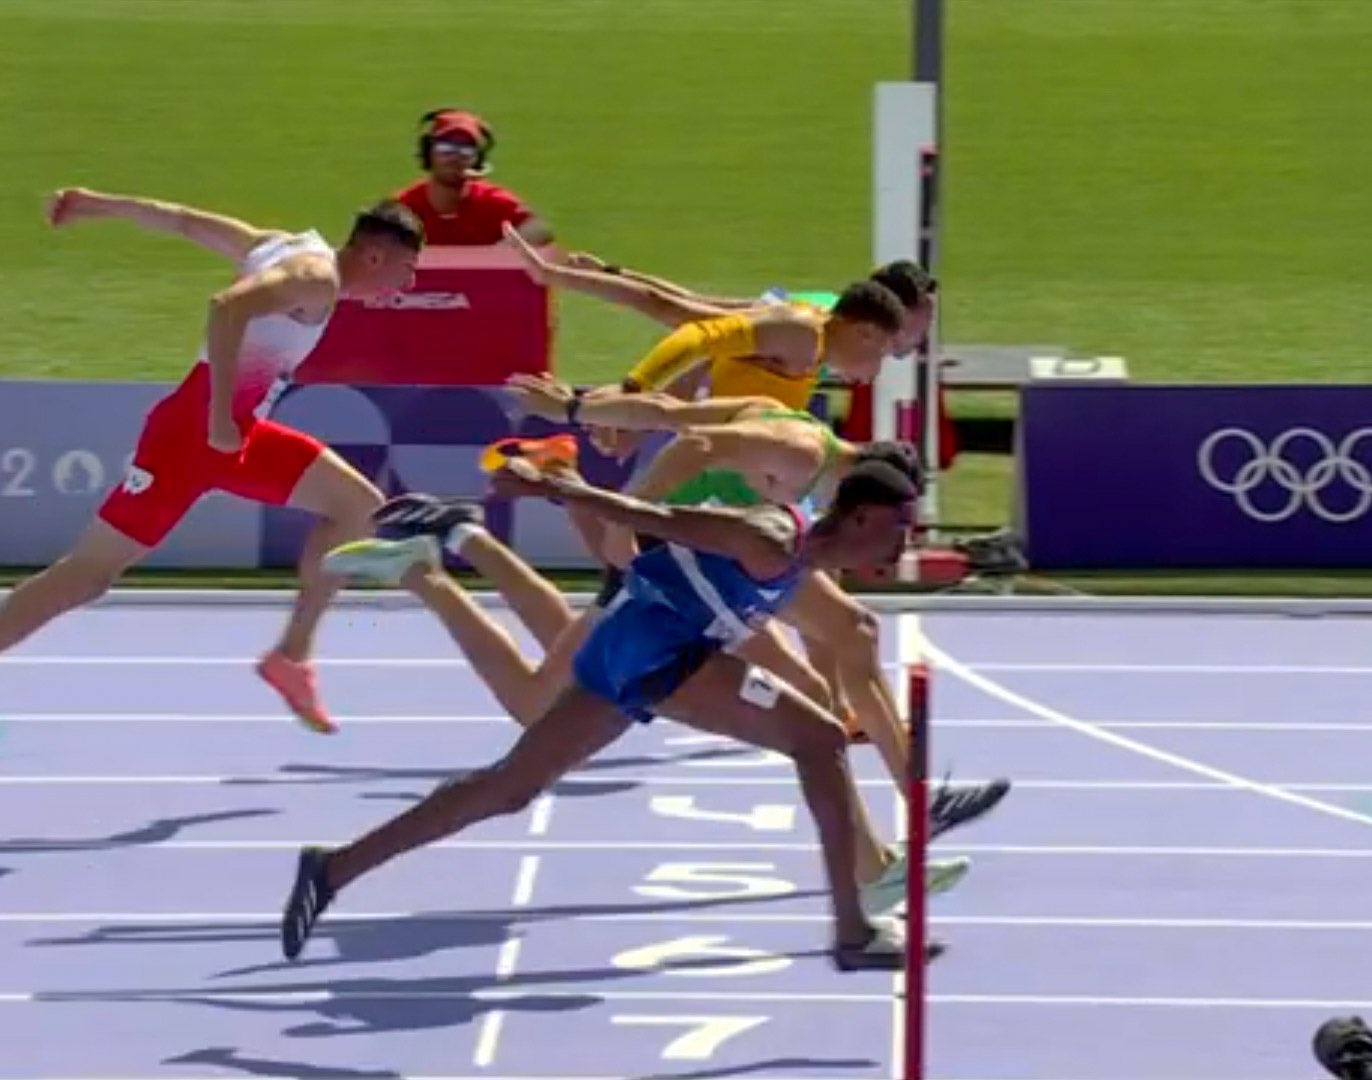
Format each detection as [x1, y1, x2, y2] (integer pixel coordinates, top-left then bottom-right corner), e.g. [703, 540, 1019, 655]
[394, 108, 554, 247]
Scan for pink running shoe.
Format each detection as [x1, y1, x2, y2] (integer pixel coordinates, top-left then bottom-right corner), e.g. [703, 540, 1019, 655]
[257, 650, 335, 734]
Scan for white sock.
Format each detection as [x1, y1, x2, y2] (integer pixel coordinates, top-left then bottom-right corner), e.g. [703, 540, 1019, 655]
[444, 522, 487, 557]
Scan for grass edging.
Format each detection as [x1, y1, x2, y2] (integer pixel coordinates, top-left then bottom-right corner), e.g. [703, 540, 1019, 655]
[4, 566, 1372, 599]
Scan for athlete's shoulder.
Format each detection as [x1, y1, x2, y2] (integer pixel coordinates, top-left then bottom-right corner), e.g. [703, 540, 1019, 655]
[748, 307, 824, 364]
[753, 302, 824, 330]
[287, 250, 341, 286]
[242, 231, 336, 276]
[739, 502, 803, 555]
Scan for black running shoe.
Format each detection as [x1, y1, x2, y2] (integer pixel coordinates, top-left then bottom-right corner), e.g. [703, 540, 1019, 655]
[832, 918, 907, 972]
[1314, 1016, 1372, 1080]
[281, 846, 336, 961]
[831, 920, 947, 972]
[929, 776, 1011, 840]
[374, 494, 485, 539]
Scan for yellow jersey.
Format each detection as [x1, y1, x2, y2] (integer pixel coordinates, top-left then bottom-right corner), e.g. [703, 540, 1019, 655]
[622, 307, 824, 410]
[706, 352, 821, 409]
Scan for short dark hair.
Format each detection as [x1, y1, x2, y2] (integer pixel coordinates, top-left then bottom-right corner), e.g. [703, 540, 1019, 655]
[869, 260, 937, 308]
[833, 459, 918, 514]
[830, 280, 905, 334]
[349, 198, 425, 251]
[856, 440, 924, 490]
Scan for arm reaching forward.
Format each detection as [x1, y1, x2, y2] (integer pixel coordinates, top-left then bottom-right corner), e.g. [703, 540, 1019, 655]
[507, 373, 775, 431]
[504, 223, 730, 328]
[491, 460, 797, 580]
[47, 187, 277, 262]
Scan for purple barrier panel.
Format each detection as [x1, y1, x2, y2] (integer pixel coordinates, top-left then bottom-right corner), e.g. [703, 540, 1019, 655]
[0, 380, 263, 569]
[0, 380, 662, 572]
[1018, 383, 1372, 569]
[259, 385, 651, 571]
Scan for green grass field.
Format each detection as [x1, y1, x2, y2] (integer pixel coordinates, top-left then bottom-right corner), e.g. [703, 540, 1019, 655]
[3, 0, 1372, 591]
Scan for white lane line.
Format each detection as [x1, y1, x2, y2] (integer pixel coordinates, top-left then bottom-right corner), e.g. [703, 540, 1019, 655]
[924, 638, 1372, 832]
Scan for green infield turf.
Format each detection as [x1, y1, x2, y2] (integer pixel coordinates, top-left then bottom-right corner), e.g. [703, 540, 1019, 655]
[8, 0, 1369, 387]
[3, 0, 1371, 591]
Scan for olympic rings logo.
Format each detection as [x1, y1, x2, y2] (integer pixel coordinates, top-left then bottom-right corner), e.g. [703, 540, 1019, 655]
[1196, 427, 1372, 524]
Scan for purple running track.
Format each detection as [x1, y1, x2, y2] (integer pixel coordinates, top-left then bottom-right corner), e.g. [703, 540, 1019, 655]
[0, 600, 1369, 1079]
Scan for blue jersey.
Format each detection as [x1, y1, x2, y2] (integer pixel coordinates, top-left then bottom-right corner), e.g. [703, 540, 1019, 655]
[574, 507, 808, 721]
[624, 537, 806, 648]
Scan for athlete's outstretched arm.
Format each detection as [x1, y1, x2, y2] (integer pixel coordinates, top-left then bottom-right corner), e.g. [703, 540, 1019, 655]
[589, 423, 823, 569]
[507, 374, 774, 431]
[512, 216, 555, 246]
[662, 366, 711, 401]
[620, 274, 759, 311]
[203, 260, 336, 451]
[562, 250, 760, 310]
[504, 223, 724, 328]
[677, 424, 824, 481]
[47, 187, 275, 262]
[492, 462, 794, 579]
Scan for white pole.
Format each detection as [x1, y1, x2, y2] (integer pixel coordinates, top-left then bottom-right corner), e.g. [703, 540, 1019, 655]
[871, 82, 939, 523]
[914, 0, 946, 536]
[917, 143, 941, 530]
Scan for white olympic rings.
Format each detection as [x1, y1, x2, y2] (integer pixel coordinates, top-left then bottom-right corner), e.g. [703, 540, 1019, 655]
[1196, 426, 1372, 524]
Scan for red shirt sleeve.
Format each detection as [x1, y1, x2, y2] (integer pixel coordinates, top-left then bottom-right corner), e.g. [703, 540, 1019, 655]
[449, 181, 532, 244]
[474, 182, 532, 229]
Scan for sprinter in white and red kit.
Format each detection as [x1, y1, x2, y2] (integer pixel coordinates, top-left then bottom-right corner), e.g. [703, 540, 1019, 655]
[0, 188, 424, 732]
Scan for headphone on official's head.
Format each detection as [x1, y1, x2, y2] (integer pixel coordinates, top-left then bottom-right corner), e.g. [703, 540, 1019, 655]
[417, 107, 496, 174]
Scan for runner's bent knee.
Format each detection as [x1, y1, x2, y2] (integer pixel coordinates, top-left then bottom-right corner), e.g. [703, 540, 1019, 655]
[769, 684, 849, 762]
[720, 662, 847, 760]
[296, 452, 383, 528]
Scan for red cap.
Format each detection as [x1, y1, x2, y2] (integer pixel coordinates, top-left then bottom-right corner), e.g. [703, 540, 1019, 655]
[429, 110, 486, 144]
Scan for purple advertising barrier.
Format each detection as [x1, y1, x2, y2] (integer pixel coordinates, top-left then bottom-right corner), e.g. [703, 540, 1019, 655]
[0, 379, 661, 571]
[1016, 383, 1372, 569]
[0, 379, 265, 568]
[260, 384, 656, 571]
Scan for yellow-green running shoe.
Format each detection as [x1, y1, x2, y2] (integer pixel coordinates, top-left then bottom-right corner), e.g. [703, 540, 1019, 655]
[323, 535, 439, 585]
[860, 849, 970, 918]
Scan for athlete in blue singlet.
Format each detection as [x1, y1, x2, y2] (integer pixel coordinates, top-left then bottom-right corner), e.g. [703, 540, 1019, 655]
[574, 504, 812, 724]
[279, 457, 920, 971]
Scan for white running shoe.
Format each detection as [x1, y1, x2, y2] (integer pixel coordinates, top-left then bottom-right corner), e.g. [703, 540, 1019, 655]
[323, 535, 439, 585]
[860, 850, 971, 919]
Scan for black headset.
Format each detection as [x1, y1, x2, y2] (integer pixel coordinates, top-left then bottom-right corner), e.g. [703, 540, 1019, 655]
[417, 107, 496, 173]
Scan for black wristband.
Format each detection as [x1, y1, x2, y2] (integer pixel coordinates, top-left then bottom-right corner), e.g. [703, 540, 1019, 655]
[566, 387, 586, 426]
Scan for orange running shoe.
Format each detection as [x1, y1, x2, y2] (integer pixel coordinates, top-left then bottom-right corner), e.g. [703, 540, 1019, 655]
[257, 650, 335, 734]
[479, 433, 579, 476]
